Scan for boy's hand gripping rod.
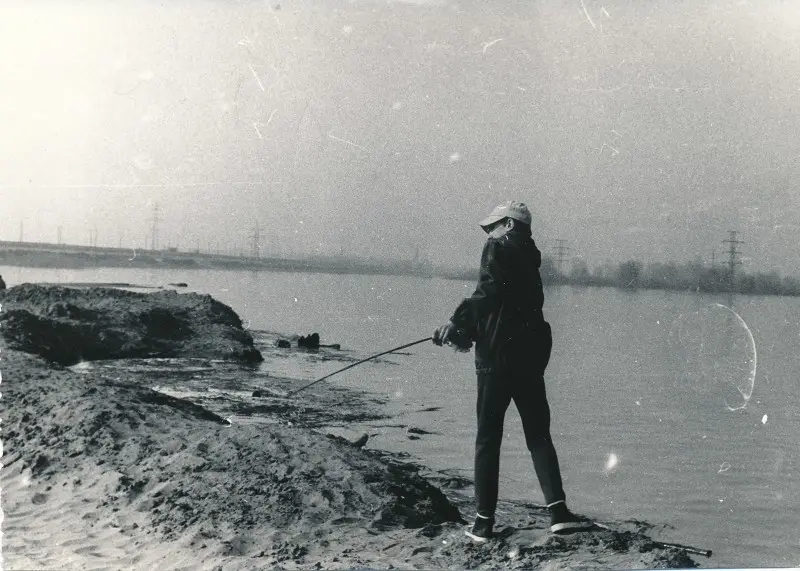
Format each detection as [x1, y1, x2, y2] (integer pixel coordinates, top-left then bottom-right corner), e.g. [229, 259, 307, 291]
[286, 337, 433, 397]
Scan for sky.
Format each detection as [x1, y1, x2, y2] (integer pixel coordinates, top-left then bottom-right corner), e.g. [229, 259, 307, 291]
[1, 0, 799, 273]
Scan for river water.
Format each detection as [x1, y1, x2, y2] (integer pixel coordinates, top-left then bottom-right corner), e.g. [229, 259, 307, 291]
[3, 264, 799, 568]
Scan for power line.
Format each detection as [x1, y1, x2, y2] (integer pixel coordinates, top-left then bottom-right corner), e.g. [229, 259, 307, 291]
[150, 203, 161, 251]
[250, 222, 261, 259]
[554, 239, 570, 273]
[722, 230, 744, 291]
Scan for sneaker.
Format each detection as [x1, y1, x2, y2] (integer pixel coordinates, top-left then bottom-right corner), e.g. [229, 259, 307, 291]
[548, 501, 593, 534]
[464, 514, 494, 542]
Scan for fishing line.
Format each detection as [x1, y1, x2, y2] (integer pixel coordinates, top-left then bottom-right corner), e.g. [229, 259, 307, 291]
[287, 337, 433, 396]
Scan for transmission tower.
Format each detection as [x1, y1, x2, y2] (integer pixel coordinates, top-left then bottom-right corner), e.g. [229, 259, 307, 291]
[150, 203, 161, 251]
[554, 239, 570, 274]
[250, 222, 261, 259]
[722, 230, 744, 291]
[57, 226, 63, 246]
[19, 220, 23, 243]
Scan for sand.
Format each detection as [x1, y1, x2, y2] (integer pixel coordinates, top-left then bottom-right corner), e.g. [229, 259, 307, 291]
[0, 284, 262, 365]
[1, 285, 703, 570]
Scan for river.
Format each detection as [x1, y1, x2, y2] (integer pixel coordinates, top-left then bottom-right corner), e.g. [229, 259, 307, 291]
[2, 264, 798, 568]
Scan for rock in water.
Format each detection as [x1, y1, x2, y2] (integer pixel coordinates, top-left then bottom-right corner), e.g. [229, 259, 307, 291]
[297, 333, 320, 348]
[0, 284, 263, 365]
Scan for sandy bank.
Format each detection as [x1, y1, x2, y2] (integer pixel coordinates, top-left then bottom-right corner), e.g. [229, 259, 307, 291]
[0, 284, 262, 365]
[1, 286, 703, 569]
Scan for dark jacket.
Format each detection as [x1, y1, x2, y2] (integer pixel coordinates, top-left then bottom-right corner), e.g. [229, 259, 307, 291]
[450, 229, 551, 375]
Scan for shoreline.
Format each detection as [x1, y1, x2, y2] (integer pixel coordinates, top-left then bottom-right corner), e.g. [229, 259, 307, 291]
[4, 242, 800, 298]
[1, 285, 705, 569]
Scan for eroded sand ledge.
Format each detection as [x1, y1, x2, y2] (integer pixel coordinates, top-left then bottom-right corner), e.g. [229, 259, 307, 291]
[1, 285, 701, 569]
[0, 283, 263, 365]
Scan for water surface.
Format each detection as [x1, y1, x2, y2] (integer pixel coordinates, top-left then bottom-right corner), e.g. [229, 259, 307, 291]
[3, 265, 798, 568]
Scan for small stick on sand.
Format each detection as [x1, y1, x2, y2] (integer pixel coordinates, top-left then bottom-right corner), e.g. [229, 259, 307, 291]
[653, 541, 712, 558]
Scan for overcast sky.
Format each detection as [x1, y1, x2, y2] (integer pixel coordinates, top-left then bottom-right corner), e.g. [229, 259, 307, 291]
[2, 0, 799, 272]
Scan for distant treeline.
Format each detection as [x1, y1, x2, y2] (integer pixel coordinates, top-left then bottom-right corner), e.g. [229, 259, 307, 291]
[538, 257, 800, 297]
[441, 257, 800, 297]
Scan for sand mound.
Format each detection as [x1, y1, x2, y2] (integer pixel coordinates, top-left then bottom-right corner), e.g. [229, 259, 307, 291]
[2, 349, 702, 570]
[3, 350, 463, 568]
[0, 284, 262, 365]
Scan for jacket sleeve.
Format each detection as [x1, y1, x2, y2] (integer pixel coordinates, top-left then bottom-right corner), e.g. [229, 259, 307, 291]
[449, 239, 506, 341]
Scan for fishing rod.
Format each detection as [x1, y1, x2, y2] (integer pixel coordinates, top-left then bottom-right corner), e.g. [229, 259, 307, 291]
[287, 336, 433, 396]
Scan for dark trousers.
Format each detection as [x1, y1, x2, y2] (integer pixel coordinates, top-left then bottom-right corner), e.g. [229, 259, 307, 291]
[474, 370, 566, 516]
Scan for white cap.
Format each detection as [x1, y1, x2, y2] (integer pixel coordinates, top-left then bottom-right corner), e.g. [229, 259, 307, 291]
[478, 200, 532, 228]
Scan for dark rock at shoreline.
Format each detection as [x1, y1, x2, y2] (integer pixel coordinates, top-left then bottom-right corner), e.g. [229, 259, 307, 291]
[0, 283, 263, 365]
[297, 333, 320, 348]
[169, 282, 188, 287]
[275, 336, 340, 350]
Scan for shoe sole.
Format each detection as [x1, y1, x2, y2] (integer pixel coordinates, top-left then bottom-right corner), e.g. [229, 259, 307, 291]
[550, 520, 594, 533]
[464, 529, 490, 543]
